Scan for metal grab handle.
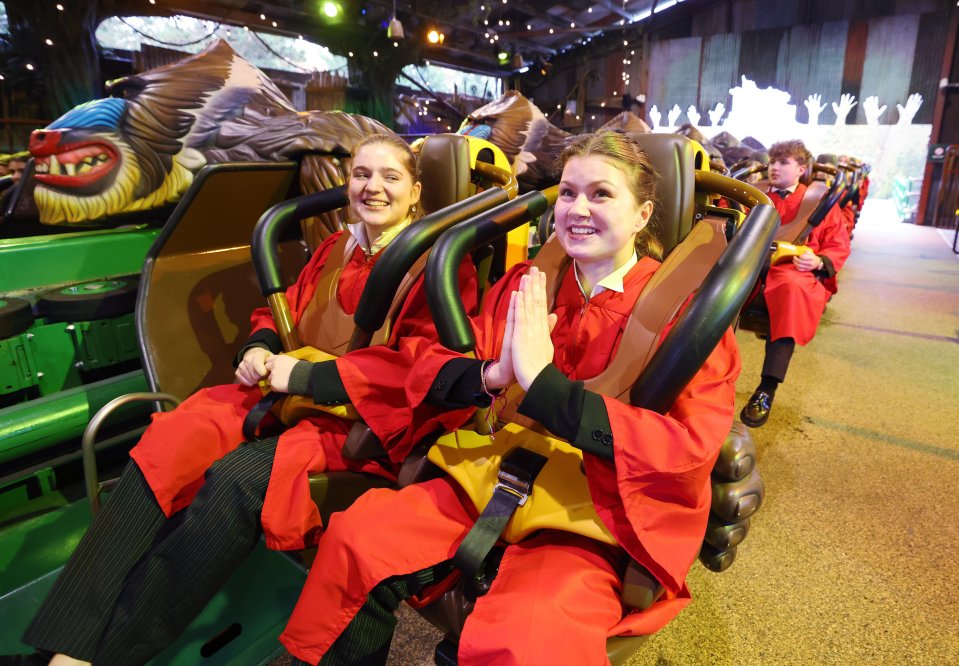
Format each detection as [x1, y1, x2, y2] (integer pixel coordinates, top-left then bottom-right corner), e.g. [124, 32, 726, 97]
[425, 187, 558, 352]
[83, 392, 181, 515]
[251, 186, 350, 351]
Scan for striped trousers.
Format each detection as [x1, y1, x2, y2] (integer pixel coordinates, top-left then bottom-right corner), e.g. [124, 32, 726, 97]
[22, 438, 278, 666]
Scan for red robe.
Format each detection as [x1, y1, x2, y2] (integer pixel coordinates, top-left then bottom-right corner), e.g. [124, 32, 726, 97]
[840, 202, 856, 235]
[765, 185, 850, 346]
[130, 231, 478, 550]
[280, 258, 740, 664]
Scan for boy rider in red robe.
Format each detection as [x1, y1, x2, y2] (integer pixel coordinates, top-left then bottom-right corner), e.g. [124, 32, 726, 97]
[740, 140, 850, 427]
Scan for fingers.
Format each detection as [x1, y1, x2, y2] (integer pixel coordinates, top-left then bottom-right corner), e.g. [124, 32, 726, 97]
[235, 366, 255, 386]
[501, 289, 516, 363]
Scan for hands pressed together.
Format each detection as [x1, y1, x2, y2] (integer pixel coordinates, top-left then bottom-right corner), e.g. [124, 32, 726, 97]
[238, 266, 561, 396]
[485, 267, 558, 392]
[235, 347, 298, 392]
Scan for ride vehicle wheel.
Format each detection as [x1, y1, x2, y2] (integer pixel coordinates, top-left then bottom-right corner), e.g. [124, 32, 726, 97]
[38, 278, 139, 322]
[0, 297, 35, 338]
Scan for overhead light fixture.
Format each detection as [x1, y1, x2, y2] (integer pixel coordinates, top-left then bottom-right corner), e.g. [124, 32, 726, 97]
[511, 52, 523, 69]
[427, 29, 445, 44]
[498, 51, 509, 65]
[388, 0, 404, 39]
[322, 1, 340, 18]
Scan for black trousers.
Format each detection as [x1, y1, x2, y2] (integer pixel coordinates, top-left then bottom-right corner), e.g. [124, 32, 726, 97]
[762, 337, 796, 383]
[22, 438, 278, 666]
[315, 564, 452, 666]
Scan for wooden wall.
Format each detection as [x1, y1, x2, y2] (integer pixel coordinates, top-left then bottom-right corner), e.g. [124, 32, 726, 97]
[638, 0, 951, 125]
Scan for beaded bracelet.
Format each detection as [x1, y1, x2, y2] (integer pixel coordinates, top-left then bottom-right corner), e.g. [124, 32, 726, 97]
[480, 359, 500, 398]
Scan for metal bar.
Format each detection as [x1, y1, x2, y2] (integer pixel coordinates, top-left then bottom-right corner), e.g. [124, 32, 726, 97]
[0, 371, 150, 464]
[426, 186, 559, 352]
[696, 170, 772, 208]
[82, 391, 181, 515]
[473, 161, 518, 199]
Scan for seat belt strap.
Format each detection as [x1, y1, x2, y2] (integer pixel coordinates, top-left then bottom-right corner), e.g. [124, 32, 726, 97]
[242, 391, 283, 441]
[452, 447, 547, 578]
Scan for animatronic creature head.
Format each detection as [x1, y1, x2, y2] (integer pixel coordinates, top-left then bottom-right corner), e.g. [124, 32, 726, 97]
[28, 40, 387, 227]
[457, 90, 572, 192]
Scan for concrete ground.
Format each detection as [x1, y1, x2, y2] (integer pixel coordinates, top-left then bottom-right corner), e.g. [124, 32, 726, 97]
[278, 200, 959, 665]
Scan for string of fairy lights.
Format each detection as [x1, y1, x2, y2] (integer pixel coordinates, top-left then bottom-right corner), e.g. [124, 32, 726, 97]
[1, 0, 684, 111]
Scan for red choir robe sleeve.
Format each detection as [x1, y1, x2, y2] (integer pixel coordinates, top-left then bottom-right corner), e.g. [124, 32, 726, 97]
[584, 325, 740, 632]
[809, 204, 851, 294]
[373, 262, 531, 460]
[332, 257, 481, 458]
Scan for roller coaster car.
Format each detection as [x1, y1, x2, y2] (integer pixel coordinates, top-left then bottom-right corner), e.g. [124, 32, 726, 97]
[1, 134, 518, 664]
[736, 162, 847, 338]
[408, 134, 778, 665]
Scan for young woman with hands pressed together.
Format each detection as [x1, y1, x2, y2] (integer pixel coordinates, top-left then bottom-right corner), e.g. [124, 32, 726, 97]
[280, 131, 741, 666]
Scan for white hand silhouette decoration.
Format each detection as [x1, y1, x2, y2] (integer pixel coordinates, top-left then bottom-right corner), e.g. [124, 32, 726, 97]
[803, 94, 826, 125]
[667, 104, 682, 127]
[649, 105, 662, 130]
[686, 105, 701, 127]
[832, 93, 857, 125]
[862, 96, 887, 126]
[708, 102, 725, 126]
[896, 93, 923, 125]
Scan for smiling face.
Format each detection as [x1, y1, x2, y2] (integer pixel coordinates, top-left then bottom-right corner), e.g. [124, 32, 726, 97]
[768, 155, 806, 191]
[347, 143, 421, 239]
[554, 154, 653, 275]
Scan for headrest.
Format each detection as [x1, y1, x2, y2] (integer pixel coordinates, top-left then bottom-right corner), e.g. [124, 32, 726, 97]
[417, 133, 472, 215]
[627, 133, 707, 257]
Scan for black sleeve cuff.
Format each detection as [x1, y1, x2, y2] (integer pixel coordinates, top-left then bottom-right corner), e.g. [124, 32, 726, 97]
[234, 329, 283, 367]
[817, 255, 836, 279]
[287, 360, 313, 395]
[517, 365, 614, 461]
[310, 360, 349, 405]
[426, 358, 491, 409]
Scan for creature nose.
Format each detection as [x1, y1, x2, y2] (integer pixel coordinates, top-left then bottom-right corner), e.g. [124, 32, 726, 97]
[29, 129, 61, 155]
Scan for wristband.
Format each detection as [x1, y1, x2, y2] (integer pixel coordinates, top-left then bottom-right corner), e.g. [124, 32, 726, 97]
[480, 360, 501, 398]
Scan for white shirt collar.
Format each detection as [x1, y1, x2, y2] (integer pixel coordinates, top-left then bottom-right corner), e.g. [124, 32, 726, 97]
[574, 252, 638, 299]
[770, 184, 799, 195]
[346, 218, 412, 256]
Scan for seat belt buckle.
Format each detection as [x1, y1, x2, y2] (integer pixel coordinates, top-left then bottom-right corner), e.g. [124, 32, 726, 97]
[493, 472, 532, 506]
[494, 447, 549, 507]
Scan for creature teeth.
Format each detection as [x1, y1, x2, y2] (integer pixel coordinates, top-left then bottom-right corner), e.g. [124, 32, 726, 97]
[83, 156, 95, 165]
[49, 155, 61, 176]
[98, 153, 108, 162]
[65, 162, 76, 176]
[77, 163, 93, 174]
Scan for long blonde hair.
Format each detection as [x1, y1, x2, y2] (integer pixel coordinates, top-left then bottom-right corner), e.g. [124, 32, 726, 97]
[558, 131, 663, 260]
